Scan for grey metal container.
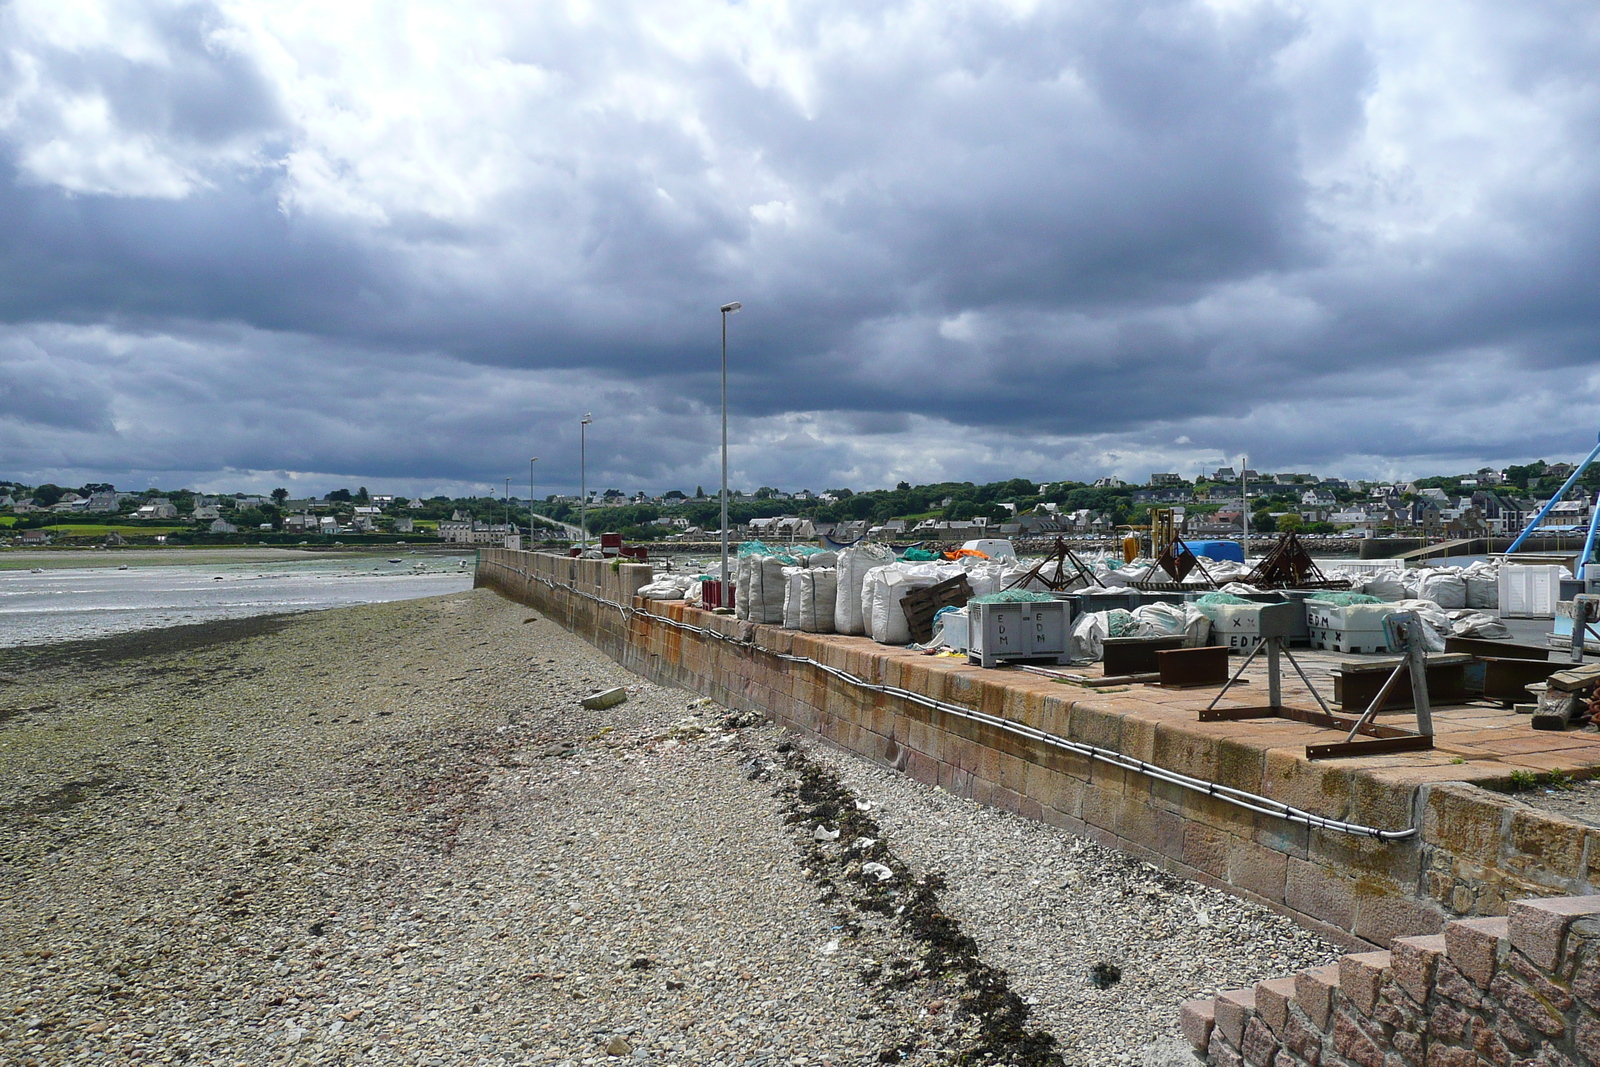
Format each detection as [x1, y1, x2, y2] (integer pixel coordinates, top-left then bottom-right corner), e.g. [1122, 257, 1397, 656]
[968, 600, 1073, 669]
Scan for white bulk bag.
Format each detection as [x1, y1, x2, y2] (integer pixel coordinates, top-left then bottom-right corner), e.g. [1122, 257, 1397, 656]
[1361, 573, 1407, 602]
[1449, 610, 1511, 640]
[1416, 570, 1467, 610]
[735, 555, 753, 620]
[1132, 602, 1212, 647]
[781, 566, 807, 629]
[638, 575, 695, 600]
[783, 568, 837, 633]
[862, 563, 944, 645]
[834, 543, 894, 635]
[739, 555, 788, 625]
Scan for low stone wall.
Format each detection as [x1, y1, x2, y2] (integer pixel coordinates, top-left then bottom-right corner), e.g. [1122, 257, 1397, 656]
[1184, 894, 1600, 1067]
[475, 549, 1600, 955]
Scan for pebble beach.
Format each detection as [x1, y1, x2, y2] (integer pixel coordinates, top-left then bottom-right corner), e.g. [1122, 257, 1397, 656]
[0, 588, 1336, 1066]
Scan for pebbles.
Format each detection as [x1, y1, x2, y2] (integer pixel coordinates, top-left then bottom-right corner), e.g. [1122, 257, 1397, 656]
[0, 587, 1334, 1066]
[802, 745, 1340, 1063]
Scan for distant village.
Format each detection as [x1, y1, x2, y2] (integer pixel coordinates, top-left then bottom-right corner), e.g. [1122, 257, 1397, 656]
[535, 462, 1578, 545]
[0, 459, 1588, 547]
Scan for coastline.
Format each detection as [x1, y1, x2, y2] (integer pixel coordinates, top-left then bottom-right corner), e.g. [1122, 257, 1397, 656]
[0, 546, 464, 571]
[1, 589, 1331, 1064]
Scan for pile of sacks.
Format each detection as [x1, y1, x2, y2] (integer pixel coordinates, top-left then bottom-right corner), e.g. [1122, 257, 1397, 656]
[736, 546, 841, 628]
[728, 543, 1044, 644]
[1324, 560, 1504, 609]
[1070, 602, 1212, 661]
[636, 573, 706, 601]
[1089, 555, 1254, 589]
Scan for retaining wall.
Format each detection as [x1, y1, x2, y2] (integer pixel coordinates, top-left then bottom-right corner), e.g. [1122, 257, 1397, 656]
[476, 550, 1600, 955]
[1185, 895, 1600, 1067]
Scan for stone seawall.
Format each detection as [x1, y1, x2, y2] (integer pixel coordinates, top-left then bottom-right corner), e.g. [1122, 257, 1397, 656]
[475, 549, 1600, 959]
[1184, 895, 1600, 1067]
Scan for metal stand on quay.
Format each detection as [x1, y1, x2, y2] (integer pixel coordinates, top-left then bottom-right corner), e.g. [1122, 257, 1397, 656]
[1200, 604, 1436, 761]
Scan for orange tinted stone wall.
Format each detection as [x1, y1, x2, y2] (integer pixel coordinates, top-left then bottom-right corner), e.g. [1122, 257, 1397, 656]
[476, 550, 1600, 953]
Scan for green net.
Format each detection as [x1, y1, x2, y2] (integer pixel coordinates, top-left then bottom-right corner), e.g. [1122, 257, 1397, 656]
[1107, 609, 1137, 637]
[738, 540, 801, 565]
[1308, 591, 1383, 606]
[1196, 593, 1252, 606]
[900, 547, 941, 561]
[970, 589, 1056, 604]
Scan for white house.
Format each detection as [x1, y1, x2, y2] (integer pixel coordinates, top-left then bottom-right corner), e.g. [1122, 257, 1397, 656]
[132, 500, 178, 520]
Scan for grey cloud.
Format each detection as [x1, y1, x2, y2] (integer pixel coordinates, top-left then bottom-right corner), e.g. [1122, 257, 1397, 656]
[0, 1, 1597, 493]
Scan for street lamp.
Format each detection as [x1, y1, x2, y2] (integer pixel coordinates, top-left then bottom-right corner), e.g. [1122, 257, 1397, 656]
[580, 413, 593, 552]
[719, 301, 741, 601]
[529, 457, 537, 540]
[504, 477, 510, 535]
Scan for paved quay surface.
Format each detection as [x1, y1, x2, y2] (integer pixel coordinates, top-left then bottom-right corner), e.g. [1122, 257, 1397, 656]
[1066, 645, 1600, 782]
[0, 589, 1336, 1066]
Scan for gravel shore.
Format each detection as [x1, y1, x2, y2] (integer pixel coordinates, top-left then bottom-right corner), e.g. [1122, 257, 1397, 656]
[1, 588, 1335, 1066]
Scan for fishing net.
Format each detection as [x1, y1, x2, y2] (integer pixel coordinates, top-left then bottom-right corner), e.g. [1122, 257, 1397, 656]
[1308, 591, 1383, 606]
[970, 590, 1056, 604]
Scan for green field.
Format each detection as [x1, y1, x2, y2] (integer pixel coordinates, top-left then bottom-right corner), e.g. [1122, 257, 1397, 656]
[29, 524, 190, 537]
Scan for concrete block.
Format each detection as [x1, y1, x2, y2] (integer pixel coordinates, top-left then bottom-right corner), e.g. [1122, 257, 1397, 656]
[1444, 915, 1507, 991]
[1286, 859, 1355, 933]
[1338, 951, 1393, 1017]
[1182, 822, 1233, 880]
[1240, 1017, 1278, 1067]
[1390, 933, 1446, 1005]
[1180, 998, 1215, 1052]
[1227, 838, 1288, 903]
[1352, 891, 1443, 948]
[1252, 976, 1296, 1035]
[1508, 895, 1600, 972]
[1117, 800, 1185, 859]
[1215, 987, 1256, 1047]
[904, 750, 940, 787]
[1067, 700, 1124, 751]
[1505, 808, 1589, 886]
[1420, 783, 1509, 863]
[990, 784, 1023, 815]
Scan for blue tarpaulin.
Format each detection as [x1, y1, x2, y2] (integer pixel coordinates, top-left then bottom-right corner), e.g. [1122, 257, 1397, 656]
[1186, 539, 1246, 563]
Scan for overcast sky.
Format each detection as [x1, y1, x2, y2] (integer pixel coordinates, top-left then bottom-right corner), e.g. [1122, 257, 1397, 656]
[1, 0, 1598, 498]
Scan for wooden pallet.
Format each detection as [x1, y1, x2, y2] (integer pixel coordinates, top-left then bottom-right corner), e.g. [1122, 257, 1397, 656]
[902, 575, 973, 644]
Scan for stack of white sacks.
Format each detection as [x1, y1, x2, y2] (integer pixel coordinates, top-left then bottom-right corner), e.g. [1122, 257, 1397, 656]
[1324, 560, 1500, 608]
[723, 544, 1048, 643]
[677, 550, 1534, 653]
[854, 551, 1034, 644]
[1070, 602, 1214, 661]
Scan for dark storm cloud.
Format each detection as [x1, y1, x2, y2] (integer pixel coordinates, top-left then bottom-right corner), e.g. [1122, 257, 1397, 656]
[1, 0, 1599, 492]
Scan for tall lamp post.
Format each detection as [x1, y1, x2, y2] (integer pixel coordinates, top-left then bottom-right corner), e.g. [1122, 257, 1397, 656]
[719, 301, 741, 601]
[1239, 454, 1250, 562]
[504, 477, 510, 535]
[580, 413, 593, 551]
[529, 457, 537, 540]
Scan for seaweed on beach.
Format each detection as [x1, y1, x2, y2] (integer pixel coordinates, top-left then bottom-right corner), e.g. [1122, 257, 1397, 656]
[0, 613, 300, 672]
[776, 744, 1065, 1067]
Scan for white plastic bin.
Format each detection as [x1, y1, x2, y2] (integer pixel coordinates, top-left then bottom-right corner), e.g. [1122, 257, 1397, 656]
[968, 601, 1072, 668]
[1304, 600, 1393, 654]
[1500, 564, 1563, 619]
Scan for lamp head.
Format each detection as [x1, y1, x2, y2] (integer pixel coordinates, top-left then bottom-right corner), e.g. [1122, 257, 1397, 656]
[720, 301, 742, 314]
[581, 413, 593, 425]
